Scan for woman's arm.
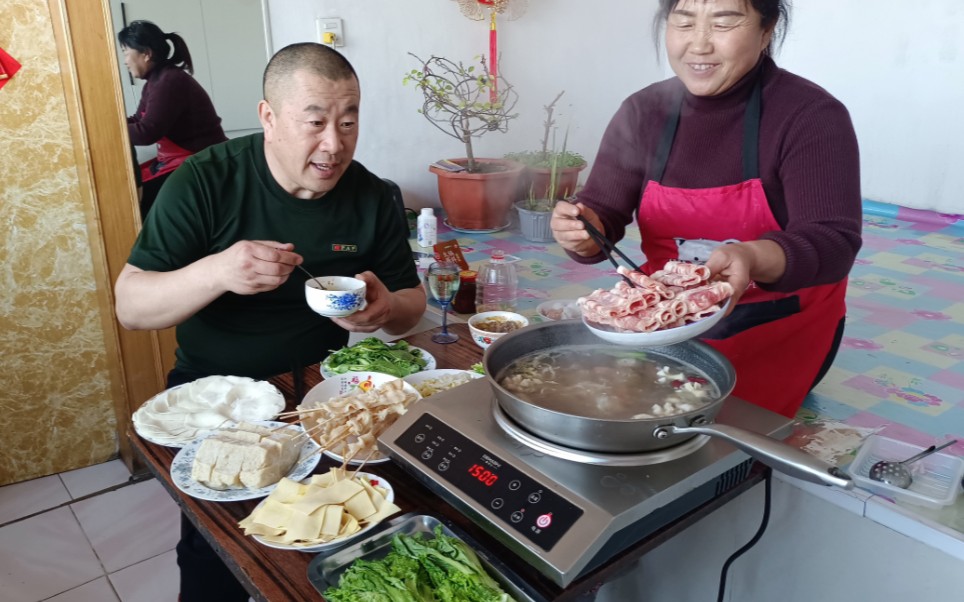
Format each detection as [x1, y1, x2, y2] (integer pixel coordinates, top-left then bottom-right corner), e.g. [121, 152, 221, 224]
[760, 97, 863, 290]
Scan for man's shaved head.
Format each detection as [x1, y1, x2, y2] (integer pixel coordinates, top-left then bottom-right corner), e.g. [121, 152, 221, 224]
[262, 42, 357, 106]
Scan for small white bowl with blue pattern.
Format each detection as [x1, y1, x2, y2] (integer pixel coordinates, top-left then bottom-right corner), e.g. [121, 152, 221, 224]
[305, 276, 367, 318]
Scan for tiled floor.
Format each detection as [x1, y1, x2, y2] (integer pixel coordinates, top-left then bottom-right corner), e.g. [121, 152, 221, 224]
[0, 460, 181, 602]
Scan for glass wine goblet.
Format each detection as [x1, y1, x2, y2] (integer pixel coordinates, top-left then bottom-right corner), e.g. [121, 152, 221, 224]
[427, 261, 461, 344]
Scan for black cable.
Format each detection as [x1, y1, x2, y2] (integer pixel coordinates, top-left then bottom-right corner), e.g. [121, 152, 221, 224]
[717, 470, 772, 602]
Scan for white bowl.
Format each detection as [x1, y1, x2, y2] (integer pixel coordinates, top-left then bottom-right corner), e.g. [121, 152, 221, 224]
[305, 276, 367, 318]
[583, 297, 731, 347]
[468, 311, 529, 349]
[536, 299, 582, 321]
[302, 371, 421, 405]
[403, 369, 483, 397]
[250, 472, 395, 552]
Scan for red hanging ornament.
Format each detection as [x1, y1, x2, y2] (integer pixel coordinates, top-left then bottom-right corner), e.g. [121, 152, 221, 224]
[488, 9, 498, 103]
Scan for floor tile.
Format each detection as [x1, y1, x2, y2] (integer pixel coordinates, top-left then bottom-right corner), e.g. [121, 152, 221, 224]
[109, 550, 178, 602]
[59, 460, 131, 500]
[48, 577, 120, 602]
[0, 506, 104, 602]
[0, 474, 71, 526]
[71, 480, 180, 573]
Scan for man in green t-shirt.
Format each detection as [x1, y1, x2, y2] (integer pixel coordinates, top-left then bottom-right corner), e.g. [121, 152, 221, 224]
[114, 43, 426, 601]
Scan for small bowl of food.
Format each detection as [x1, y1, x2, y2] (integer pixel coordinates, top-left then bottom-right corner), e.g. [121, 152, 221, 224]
[305, 276, 367, 318]
[468, 311, 529, 350]
[536, 299, 582, 321]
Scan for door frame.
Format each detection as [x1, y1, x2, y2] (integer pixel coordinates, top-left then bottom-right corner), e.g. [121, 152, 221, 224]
[48, 0, 175, 471]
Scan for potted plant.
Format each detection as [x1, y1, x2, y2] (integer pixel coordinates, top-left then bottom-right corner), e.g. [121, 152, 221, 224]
[514, 131, 570, 243]
[404, 53, 525, 231]
[504, 91, 586, 201]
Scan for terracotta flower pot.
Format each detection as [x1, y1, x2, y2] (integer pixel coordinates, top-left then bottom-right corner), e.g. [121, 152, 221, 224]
[523, 164, 586, 200]
[430, 158, 525, 231]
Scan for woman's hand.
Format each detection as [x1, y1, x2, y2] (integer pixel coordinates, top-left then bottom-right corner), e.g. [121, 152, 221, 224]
[551, 201, 606, 256]
[705, 240, 786, 308]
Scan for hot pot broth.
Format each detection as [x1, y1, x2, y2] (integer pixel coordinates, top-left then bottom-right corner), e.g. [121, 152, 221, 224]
[496, 345, 718, 420]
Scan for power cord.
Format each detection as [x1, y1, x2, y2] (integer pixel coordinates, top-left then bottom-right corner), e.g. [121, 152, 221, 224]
[717, 469, 772, 602]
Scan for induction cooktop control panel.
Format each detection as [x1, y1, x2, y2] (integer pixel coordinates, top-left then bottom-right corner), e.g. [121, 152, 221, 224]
[393, 413, 584, 551]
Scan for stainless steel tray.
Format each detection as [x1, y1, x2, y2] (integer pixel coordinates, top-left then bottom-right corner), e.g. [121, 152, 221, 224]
[307, 513, 540, 602]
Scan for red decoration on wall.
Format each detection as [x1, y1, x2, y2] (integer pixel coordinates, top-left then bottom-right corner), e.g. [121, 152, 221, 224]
[0, 46, 22, 91]
[489, 10, 498, 103]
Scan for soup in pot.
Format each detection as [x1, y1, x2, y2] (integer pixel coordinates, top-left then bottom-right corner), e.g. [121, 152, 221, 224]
[496, 345, 718, 420]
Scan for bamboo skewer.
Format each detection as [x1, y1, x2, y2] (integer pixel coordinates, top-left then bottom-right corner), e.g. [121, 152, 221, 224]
[349, 448, 379, 479]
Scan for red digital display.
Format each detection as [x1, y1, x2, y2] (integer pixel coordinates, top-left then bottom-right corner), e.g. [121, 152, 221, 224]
[468, 463, 499, 487]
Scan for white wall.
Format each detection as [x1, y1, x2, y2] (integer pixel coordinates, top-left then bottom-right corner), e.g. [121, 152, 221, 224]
[777, 0, 964, 214]
[265, 1, 964, 213]
[267, 0, 663, 210]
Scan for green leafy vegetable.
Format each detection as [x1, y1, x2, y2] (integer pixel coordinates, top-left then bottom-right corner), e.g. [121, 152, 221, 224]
[325, 526, 515, 602]
[470, 362, 485, 375]
[325, 338, 427, 378]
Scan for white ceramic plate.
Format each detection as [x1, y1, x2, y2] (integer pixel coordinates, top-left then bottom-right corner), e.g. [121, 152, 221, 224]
[300, 372, 422, 465]
[320, 346, 436, 379]
[403, 369, 483, 398]
[170, 422, 321, 502]
[132, 376, 286, 448]
[536, 299, 582, 321]
[250, 472, 395, 552]
[583, 297, 732, 347]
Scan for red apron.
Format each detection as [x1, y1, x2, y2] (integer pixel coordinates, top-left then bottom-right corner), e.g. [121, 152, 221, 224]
[139, 135, 193, 183]
[637, 80, 846, 417]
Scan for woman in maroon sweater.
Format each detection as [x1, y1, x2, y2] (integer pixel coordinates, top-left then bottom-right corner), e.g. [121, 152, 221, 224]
[119, 20, 227, 218]
[551, 0, 862, 417]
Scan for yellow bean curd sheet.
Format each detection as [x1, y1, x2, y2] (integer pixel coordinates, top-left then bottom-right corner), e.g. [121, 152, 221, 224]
[239, 467, 399, 546]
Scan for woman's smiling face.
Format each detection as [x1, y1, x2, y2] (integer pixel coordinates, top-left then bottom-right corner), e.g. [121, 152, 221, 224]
[665, 0, 773, 97]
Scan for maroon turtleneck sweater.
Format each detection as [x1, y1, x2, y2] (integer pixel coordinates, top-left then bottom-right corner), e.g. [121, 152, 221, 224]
[572, 56, 862, 292]
[127, 65, 227, 152]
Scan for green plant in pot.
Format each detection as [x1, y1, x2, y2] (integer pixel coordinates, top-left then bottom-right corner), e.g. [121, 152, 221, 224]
[504, 91, 586, 201]
[404, 53, 525, 231]
[514, 132, 571, 243]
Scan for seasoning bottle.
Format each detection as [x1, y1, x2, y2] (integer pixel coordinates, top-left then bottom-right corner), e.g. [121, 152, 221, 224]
[452, 270, 477, 314]
[476, 250, 518, 312]
[417, 207, 437, 248]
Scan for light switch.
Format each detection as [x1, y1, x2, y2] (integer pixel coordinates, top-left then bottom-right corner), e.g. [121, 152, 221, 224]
[316, 18, 345, 47]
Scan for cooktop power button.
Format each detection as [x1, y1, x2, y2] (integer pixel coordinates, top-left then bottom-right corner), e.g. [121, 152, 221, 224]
[536, 513, 552, 529]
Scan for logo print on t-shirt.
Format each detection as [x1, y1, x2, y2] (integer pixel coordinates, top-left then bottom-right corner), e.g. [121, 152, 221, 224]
[332, 244, 357, 252]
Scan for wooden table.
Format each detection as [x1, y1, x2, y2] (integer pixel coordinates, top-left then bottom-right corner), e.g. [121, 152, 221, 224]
[130, 323, 766, 601]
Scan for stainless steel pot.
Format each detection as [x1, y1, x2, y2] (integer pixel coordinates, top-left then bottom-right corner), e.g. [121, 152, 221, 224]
[484, 320, 853, 489]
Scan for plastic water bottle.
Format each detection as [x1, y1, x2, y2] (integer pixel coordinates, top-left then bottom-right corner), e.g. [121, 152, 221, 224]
[417, 207, 437, 248]
[476, 250, 517, 312]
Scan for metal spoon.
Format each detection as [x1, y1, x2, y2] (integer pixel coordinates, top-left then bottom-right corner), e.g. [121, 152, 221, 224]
[296, 264, 326, 290]
[869, 439, 957, 489]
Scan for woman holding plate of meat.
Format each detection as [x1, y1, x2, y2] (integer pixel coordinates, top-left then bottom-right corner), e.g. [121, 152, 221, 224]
[552, 0, 861, 418]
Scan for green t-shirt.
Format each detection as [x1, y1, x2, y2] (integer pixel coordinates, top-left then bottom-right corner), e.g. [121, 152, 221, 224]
[127, 133, 420, 379]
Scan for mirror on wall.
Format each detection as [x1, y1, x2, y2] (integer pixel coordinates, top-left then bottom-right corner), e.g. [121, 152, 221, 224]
[109, 0, 272, 163]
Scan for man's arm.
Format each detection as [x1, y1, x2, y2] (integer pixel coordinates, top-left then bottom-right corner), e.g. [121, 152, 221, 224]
[115, 240, 302, 330]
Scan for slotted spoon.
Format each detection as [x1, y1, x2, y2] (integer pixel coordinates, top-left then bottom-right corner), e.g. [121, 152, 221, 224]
[869, 439, 957, 489]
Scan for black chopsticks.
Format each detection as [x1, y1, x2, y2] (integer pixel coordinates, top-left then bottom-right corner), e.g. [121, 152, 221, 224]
[576, 215, 641, 287]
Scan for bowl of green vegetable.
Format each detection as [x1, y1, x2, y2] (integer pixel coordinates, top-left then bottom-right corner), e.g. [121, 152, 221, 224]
[321, 337, 436, 379]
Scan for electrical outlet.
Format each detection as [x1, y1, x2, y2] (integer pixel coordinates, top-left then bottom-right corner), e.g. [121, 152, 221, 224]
[316, 18, 344, 47]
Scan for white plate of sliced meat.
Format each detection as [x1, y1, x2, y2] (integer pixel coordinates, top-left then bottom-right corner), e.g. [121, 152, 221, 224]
[579, 261, 734, 347]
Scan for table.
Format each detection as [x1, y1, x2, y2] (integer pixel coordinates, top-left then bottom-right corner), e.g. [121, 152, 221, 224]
[130, 323, 767, 601]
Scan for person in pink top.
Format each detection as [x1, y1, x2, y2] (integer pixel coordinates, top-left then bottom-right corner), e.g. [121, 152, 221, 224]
[119, 20, 227, 218]
[551, 0, 862, 418]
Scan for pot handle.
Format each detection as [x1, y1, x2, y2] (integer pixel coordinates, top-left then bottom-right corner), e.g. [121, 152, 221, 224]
[662, 423, 853, 489]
